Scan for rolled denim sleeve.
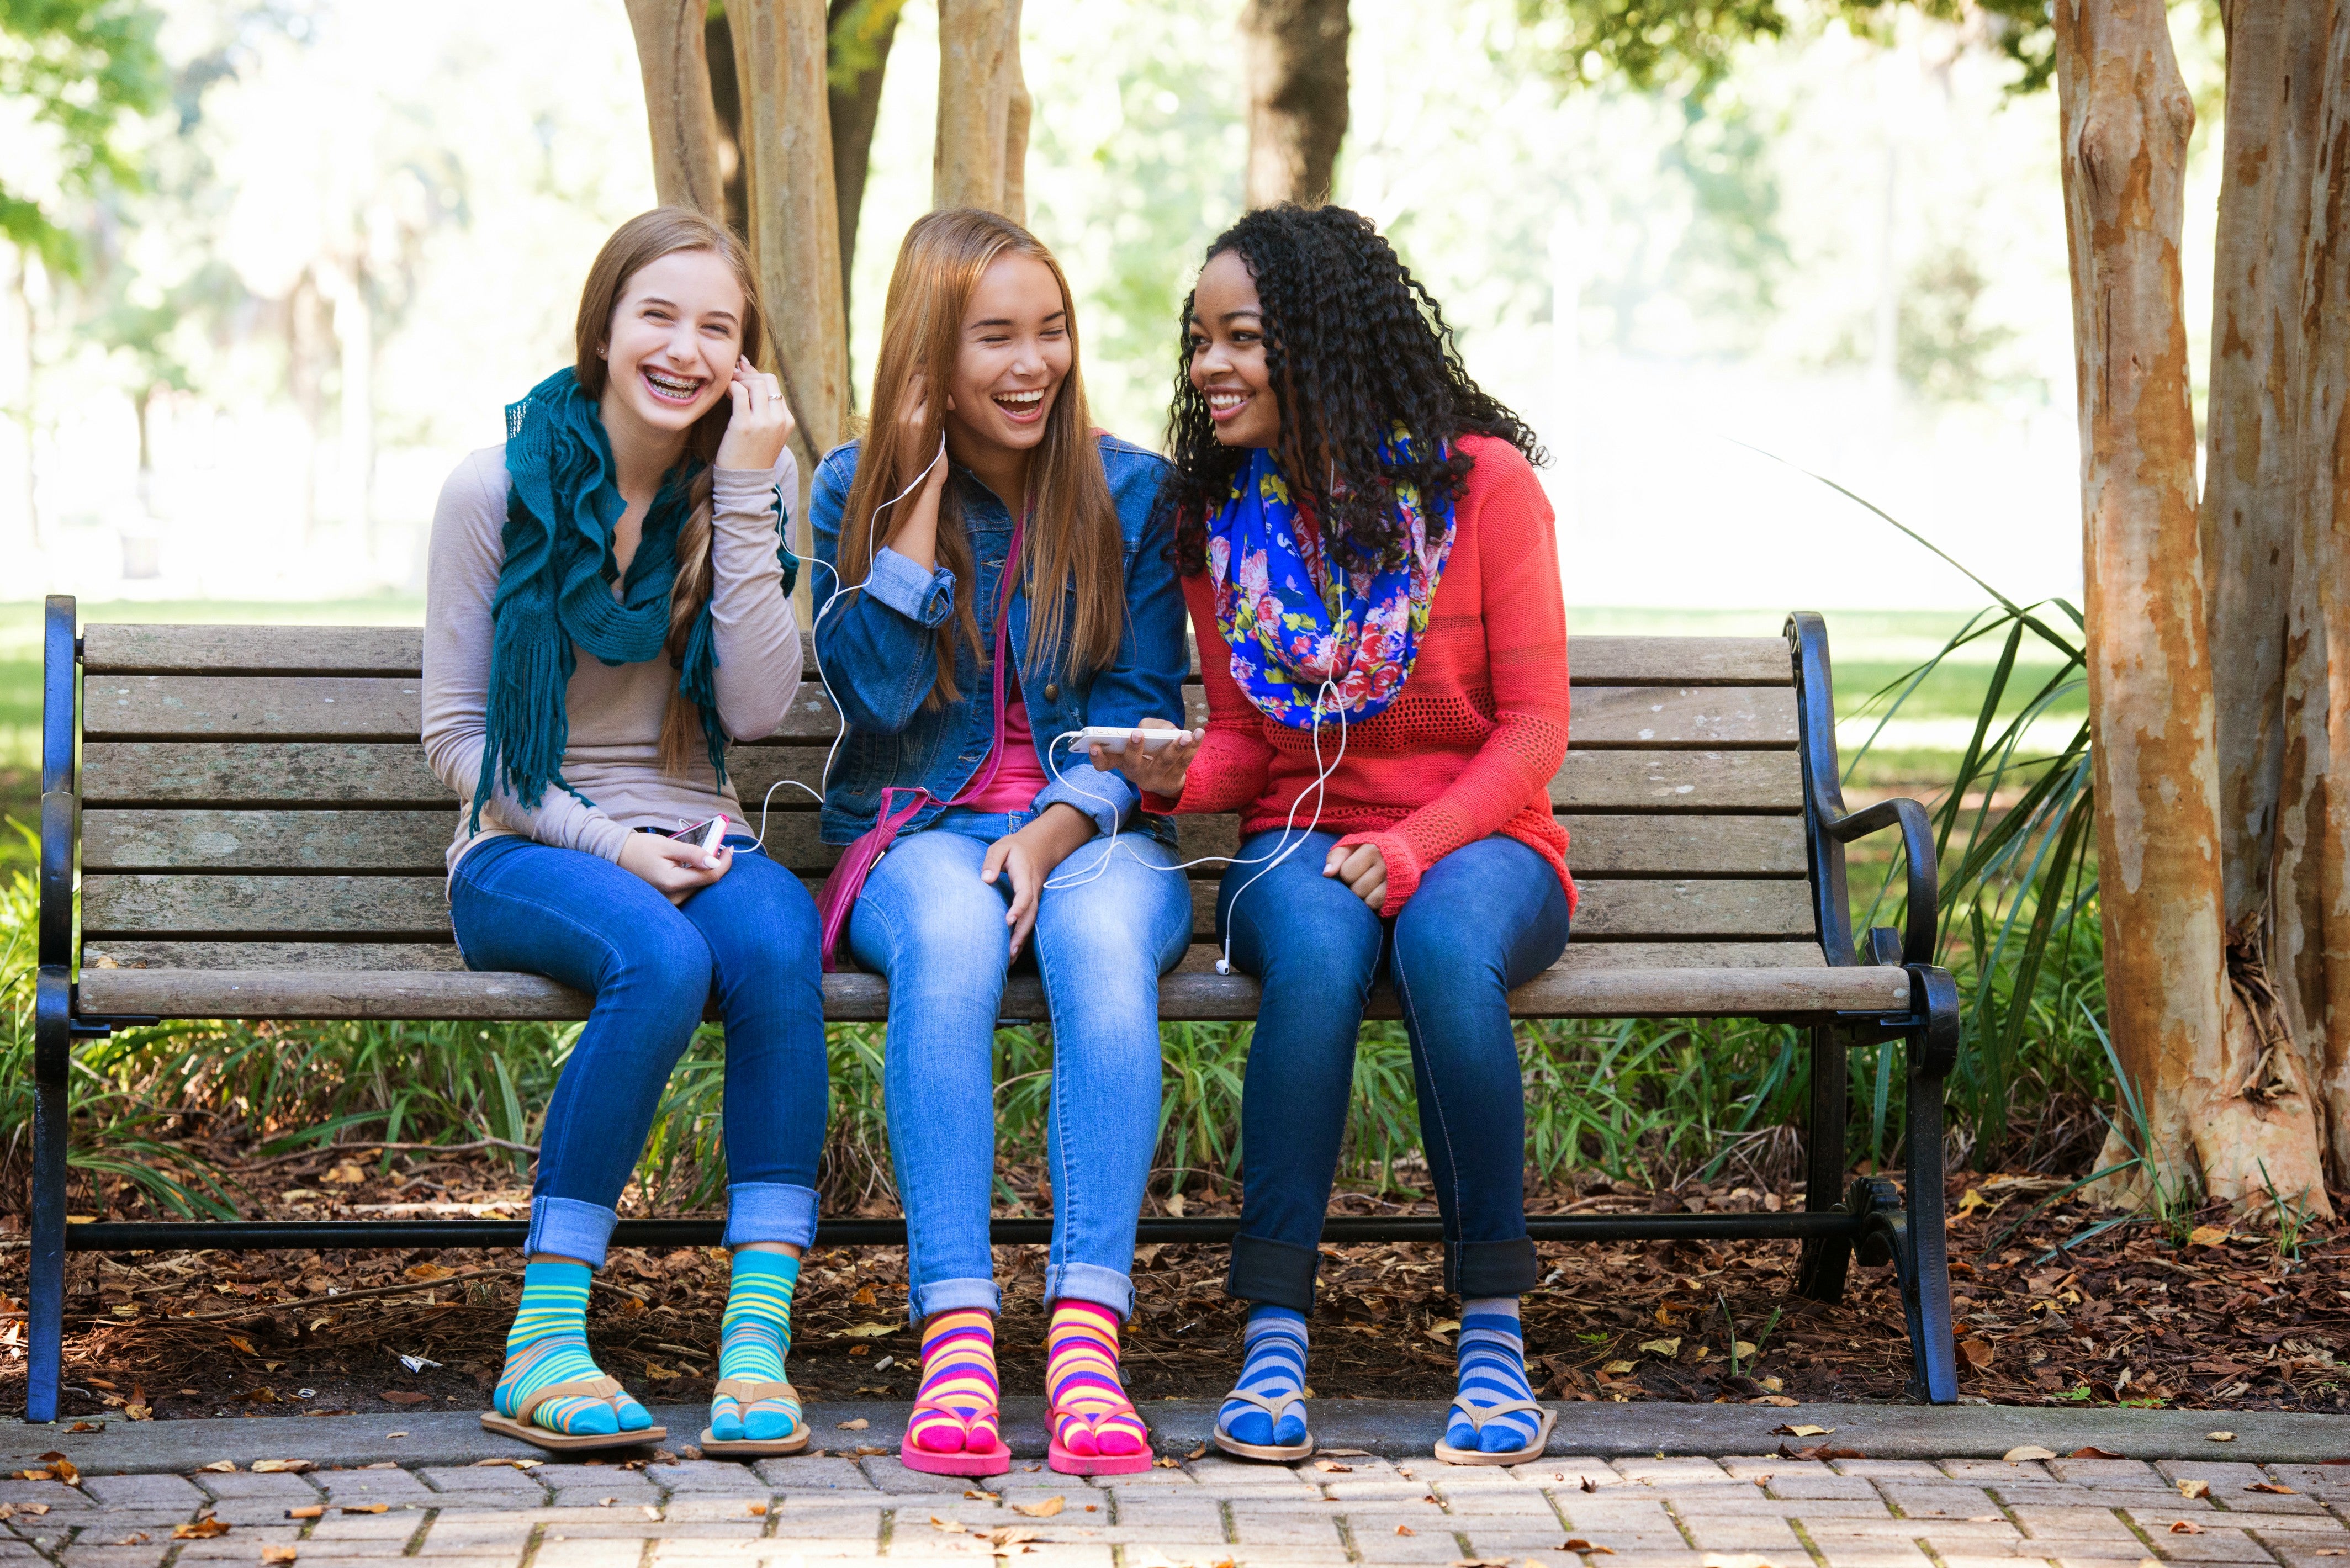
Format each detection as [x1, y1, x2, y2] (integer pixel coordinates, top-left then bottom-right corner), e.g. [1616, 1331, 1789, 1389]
[809, 444, 959, 735]
[865, 544, 956, 628]
[1035, 757, 1138, 838]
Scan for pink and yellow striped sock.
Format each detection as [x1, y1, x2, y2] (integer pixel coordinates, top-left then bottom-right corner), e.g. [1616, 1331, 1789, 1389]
[907, 1309, 1001, 1455]
[1045, 1300, 1147, 1458]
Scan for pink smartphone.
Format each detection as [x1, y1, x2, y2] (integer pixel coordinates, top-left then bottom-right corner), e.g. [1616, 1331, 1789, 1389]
[664, 815, 731, 858]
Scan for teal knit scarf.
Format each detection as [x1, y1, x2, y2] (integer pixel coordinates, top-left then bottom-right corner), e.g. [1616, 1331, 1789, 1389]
[469, 367, 728, 829]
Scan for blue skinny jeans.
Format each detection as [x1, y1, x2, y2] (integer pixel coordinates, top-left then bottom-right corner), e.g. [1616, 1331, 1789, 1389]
[1218, 829, 1571, 1309]
[847, 810, 1194, 1321]
[448, 833, 829, 1266]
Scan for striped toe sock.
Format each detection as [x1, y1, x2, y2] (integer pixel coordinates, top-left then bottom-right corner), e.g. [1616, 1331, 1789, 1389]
[1218, 1305, 1309, 1449]
[1448, 1299, 1541, 1454]
[494, 1260, 647, 1435]
[1046, 1300, 1148, 1458]
[906, 1309, 1001, 1455]
[711, 1249, 802, 1443]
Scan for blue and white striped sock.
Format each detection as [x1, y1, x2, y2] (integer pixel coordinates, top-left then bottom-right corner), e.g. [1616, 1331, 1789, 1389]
[1448, 1298, 1540, 1454]
[1218, 1305, 1309, 1448]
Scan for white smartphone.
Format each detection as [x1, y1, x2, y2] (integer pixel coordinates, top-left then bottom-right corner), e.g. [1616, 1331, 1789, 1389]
[1070, 725, 1194, 752]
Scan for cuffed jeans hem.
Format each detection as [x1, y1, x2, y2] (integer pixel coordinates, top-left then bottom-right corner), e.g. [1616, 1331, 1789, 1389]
[528, 1196, 620, 1269]
[723, 1182, 819, 1249]
[1446, 1236, 1538, 1299]
[908, 1276, 1003, 1322]
[1044, 1262, 1134, 1320]
[1225, 1232, 1321, 1313]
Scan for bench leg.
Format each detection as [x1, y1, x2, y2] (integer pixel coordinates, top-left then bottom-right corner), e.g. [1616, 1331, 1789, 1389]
[28, 968, 70, 1424]
[1894, 967, 1961, 1404]
[1796, 1023, 1850, 1302]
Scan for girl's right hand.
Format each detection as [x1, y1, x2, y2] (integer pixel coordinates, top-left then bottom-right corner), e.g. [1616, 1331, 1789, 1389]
[1091, 717, 1199, 800]
[617, 831, 731, 905]
[884, 370, 950, 569]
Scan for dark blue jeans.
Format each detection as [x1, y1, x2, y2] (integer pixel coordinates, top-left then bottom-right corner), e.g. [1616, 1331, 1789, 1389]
[1219, 830, 1571, 1310]
[448, 834, 828, 1266]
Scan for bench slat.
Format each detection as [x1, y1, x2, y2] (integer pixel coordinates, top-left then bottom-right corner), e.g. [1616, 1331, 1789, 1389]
[81, 808, 1808, 878]
[83, 676, 1798, 748]
[81, 872, 1817, 942]
[77, 956, 1899, 1024]
[82, 937, 1832, 974]
[82, 743, 1807, 813]
[82, 626, 1793, 688]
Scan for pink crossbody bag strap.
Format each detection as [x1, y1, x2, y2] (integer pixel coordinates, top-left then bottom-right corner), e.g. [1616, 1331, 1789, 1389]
[816, 513, 1028, 972]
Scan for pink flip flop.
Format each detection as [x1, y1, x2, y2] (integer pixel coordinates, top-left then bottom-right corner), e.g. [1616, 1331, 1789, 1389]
[899, 1400, 1012, 1477]
[1046, 1407, 1154, 1476]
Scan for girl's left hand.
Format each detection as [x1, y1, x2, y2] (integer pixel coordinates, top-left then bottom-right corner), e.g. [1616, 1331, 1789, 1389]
[1324, 841, 1386, 910]
[715, 357, 798, 472]
[981, 803, 1097, 959]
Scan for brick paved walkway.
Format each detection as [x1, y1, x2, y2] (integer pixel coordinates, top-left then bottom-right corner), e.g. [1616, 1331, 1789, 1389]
[3, 1449, 2346, 1568]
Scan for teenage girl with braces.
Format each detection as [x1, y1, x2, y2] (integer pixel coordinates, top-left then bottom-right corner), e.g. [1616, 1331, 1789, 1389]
[1104, 204, 1575, 1466]
[808, 208, 1192, 1478]
[422, 208, 827, 1455]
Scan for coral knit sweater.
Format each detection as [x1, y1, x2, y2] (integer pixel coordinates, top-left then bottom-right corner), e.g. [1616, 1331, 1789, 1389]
[1152, 434, 1575, 918]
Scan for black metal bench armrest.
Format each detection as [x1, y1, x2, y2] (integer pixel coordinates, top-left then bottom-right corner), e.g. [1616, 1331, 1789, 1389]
[1814, 794, 1938, 967]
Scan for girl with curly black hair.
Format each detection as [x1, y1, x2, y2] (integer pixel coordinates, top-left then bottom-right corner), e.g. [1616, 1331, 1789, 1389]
[1095, 205, 1575, 1465]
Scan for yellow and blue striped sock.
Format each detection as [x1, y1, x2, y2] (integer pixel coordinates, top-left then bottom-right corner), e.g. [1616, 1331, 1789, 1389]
[711, 1249, 802, 1443]
[493, 1260, 649, 1436]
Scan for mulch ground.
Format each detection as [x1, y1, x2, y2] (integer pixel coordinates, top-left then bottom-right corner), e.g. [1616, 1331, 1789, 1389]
[2, 1153, 2344, 1424]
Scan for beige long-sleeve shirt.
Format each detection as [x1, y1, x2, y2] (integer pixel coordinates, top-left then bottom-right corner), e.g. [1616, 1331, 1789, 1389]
[422, 443, 804, 877]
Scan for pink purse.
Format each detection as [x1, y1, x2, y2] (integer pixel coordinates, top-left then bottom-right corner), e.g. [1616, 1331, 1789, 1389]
[816, 515, 1027, 972]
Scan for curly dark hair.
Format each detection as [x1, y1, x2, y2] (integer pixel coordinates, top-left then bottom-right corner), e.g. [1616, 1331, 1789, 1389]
[1163, 204, 1545, 577]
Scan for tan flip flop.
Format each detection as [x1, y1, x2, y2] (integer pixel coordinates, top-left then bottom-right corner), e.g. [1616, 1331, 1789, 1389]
[700, 1377, 811, 1457]
[1211, 1388, 1315, 1463]
[478, 1376, 666, 1453]
[1432, 1400, 1558, 1466]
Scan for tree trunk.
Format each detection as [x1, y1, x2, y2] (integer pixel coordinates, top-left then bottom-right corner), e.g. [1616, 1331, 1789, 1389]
[2307, 1, 2350, 1185]
[934, 0, 1025, 218]
[1241, 0, 1349, 208]
[623, 0, 729, 217]
[2056, 0, 2246, 1206]
[827, 0, 901, 315]
[729, 0, 850, 473]
[2196, 0, 2339, 1212]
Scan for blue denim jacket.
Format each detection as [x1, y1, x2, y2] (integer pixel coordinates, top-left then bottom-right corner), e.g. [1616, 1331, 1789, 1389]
[808, 433, 1185, 847]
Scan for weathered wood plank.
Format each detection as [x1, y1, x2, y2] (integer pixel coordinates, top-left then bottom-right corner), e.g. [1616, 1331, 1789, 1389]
[81, 936, 1827, 976]
[83, 811, 453, 872]
[78, 624, 1792, 687]
[76, 956, 1898, 1022]
[1552, 750, 1802, 811]
[81, 871, 1813, 942]
[81, 676, 1794, 748]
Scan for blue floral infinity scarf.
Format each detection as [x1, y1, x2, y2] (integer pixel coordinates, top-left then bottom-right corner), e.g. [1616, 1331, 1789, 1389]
[1204, 444, 1457, 726]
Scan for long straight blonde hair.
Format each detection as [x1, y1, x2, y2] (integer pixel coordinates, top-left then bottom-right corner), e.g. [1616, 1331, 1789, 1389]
[839, 208, 1124, 707]
[570, 206, 764, 772]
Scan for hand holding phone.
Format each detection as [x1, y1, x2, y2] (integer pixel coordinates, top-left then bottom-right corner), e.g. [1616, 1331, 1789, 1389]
[618, 817, 733, 905]
[1086, 717, 1200, 799]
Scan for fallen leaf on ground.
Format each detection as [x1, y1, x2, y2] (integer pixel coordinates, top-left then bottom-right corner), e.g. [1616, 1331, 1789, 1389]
[342, 1505, 389, 1516]
[1562, 1540, 1617, 1553]
[979, 1528, 1040, 1548]
[112, 1534, 150, 1546]
[1397, 1526, 1417, 1537]
[2071, 1447, 2122, 1460]
[836, 1418, 869, 1430]
[0, 1505, 48, 1519]
[1959, 1340, 1994, 1369]
[379, 1391, 430, 1406]
[1315, 1460, 1353, 1473]
[2247, 1482, 2295, 1495]
[854, 1445, 885, 1456]
[285, 1507, 324, 1521]
[2187, 1225, 2232, 1248]
[252, 1460, 315, 1475]
[747, 1502, 768, 1516]
[1154, 1457, 1180, 1468]
[1599, 1360, 1637, 1375]
[641, 1506, 660, 1521]
[173, 1520, 231, 1539]
[639, 1363, 681, 1381]
[226, 1335, 257, 1355]
[195, 1460, 237, 1474]
[403, 1263, 455, 1281]
[125, 1406, 151, 1421]
[2002, 1446, 2058, 1463]
[262, 1547, 299, 1564]
[932, 1516, 969, 1534]
[1426, 1319, 1461, 1342]
[1777, 1444, 1863, 1461]
[35, 1454, 76, 1484]
[384, 1432, 409, 1439]
[2208, 1432, 2237, 1443]
[1186, 1443, 1208, 1459]
[12, 1470, 51, 1482]
[66, 1422, 98, 1433]
[1012, 1497, 1065, 1518]
[2171, 1521, 2205, 1535]
[1771, 1424, 1832, 1438]
[2178, 1480, 2212, 1500]
[837, 1322, 896, 1338]
[1636, 1338, 1681, 1357]
[471, 1458, 541, 1470]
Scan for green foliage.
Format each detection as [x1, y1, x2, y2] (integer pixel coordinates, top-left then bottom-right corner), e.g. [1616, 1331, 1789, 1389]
[1518, 0, 2055, 98]
[824, 0, 908, 89]
[0, 0, 168, 271]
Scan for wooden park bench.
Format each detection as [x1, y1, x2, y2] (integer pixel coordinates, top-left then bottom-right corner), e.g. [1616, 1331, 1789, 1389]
[28, 595, 1961, 1422]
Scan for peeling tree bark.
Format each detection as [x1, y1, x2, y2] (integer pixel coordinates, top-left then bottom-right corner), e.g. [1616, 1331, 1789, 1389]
[1241, 0, 1350, 208]
[2057, 0, 2258, 1206]
[934, 0, 1027, 220]
[827, 0, 900, 314]
[2307, 1, 2350, 1184]
[728, 0, 849, 595]
[623, 0, 729, 217]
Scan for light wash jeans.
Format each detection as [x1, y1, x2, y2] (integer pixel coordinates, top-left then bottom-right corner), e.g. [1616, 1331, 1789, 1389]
[847, 809, 1193, 1321]
[448, 833, 829, 1267]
